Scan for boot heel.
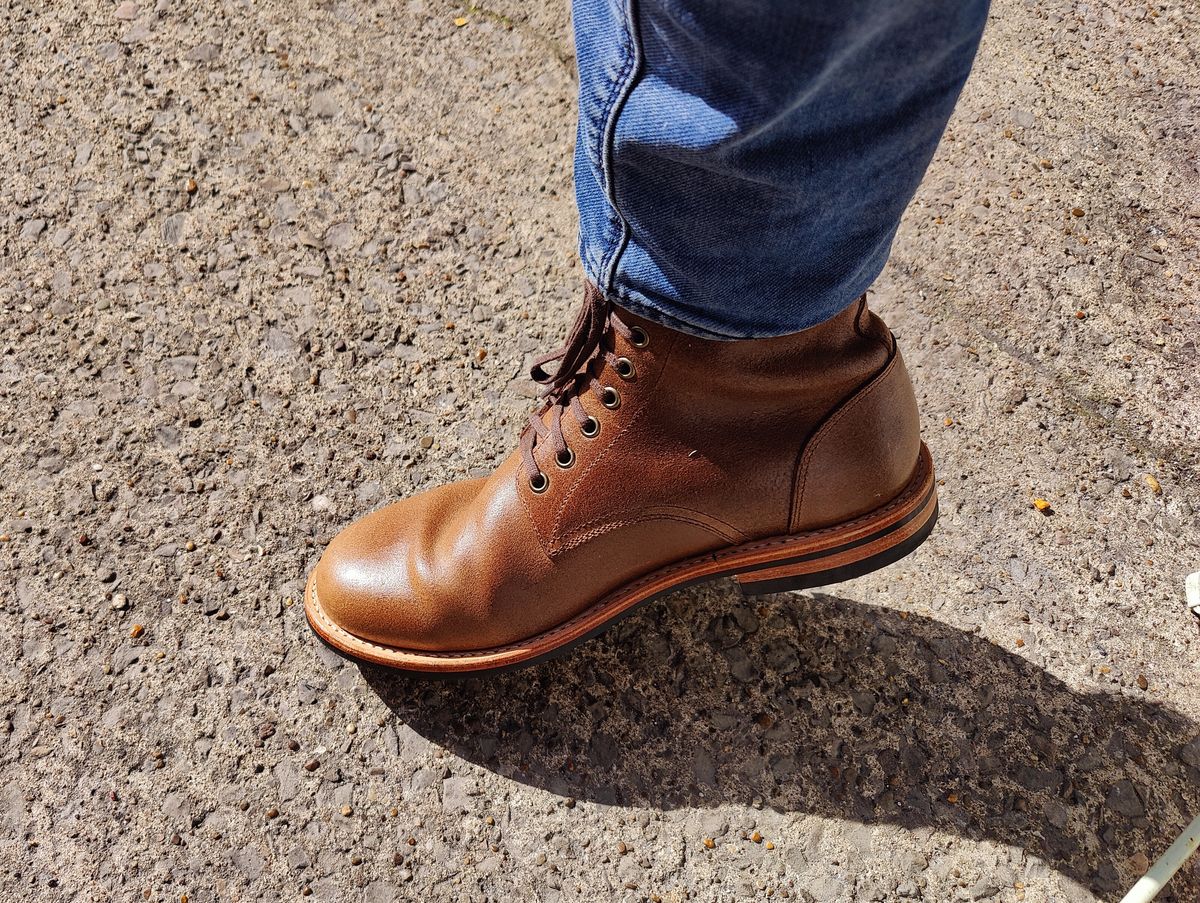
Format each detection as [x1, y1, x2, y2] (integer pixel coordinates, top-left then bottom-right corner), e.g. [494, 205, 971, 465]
[734, 494, 938, 596]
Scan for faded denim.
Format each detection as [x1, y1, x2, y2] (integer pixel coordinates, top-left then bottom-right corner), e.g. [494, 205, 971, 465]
[572, 0, 989, 338]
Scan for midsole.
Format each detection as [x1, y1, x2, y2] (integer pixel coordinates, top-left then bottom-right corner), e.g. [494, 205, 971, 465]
[735, 479, 935, 578]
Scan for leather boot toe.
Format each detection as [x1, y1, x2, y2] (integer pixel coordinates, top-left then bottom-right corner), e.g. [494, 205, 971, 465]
[311, 480, 489, 652]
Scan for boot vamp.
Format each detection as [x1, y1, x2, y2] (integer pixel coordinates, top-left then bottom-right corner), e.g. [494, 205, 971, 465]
[312, 452, 737, 652]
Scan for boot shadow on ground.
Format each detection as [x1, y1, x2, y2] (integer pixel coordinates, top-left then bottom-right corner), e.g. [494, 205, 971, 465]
[361, 586, 1200, 900]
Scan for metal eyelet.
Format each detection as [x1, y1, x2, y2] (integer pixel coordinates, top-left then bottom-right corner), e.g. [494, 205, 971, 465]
[614, 357, 636, 380]
[529, 472, 549, 493]
[555, 448, 575, 469]
[601, 386, 621, 410]
[580, 416, 600, 439]
[629, 326, 649, 348]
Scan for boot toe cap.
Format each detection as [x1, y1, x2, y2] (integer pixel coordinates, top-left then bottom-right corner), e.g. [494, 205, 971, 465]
[310, 506, 426, 647]
[307, 484, 494, 653]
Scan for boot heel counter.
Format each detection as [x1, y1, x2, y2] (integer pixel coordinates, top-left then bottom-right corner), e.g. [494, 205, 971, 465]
[789, 340, 923, 533]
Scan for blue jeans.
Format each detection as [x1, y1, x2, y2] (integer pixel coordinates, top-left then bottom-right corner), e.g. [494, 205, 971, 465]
[572, 0, 990, 338]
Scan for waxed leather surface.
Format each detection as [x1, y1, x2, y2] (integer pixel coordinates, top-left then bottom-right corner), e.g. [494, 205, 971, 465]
[790, 344, 922, 532]
[312, 297, 921, 652]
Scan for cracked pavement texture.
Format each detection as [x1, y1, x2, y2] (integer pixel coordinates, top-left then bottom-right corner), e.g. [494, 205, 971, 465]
[1, 0, 1198, 901]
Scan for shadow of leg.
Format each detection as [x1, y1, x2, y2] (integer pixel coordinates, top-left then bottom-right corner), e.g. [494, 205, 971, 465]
[360, 585, 1200, 900]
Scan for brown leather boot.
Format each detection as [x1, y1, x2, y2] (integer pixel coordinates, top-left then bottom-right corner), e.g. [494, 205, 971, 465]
[305, 285, 937, 674]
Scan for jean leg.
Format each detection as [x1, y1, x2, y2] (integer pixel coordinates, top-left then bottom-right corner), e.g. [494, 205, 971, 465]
[572, 0, 990, 339]
[572, 0, 641, 296]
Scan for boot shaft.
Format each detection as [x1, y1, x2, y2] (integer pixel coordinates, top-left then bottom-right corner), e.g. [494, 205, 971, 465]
[578, 296, 911, 539]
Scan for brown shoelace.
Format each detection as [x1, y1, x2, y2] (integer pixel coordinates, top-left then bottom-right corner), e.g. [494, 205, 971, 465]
[519, 283, 641, 488]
